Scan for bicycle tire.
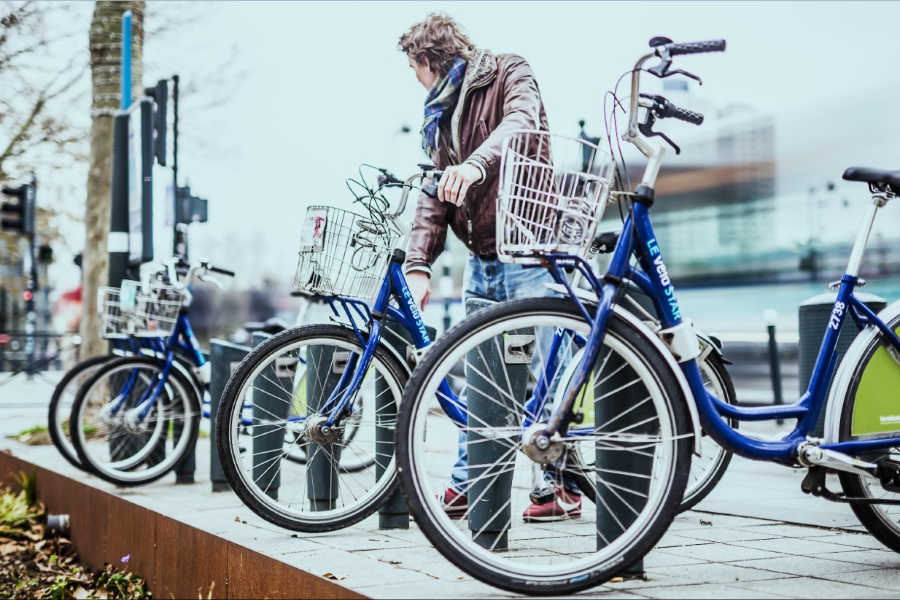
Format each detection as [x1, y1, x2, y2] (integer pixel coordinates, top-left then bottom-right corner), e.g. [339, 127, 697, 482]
[396, 297, 693, 595]
[216, 324, 408, 532]
[837, 312, 900, 552]
[70, 355, 201, 486]
[48, 354, 112, 470]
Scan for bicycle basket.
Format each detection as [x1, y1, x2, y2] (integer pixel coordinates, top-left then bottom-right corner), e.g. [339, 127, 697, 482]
[99, 280, 184, 338]
[293, 205, 400, 300]
[98, 287, 129, 339]
[498, 130, 615, 263]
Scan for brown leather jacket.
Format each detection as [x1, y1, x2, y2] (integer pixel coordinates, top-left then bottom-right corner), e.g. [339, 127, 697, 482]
[405, 50, 550, 273]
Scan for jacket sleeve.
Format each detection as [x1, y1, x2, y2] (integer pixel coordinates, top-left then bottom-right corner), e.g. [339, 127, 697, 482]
[405, 186, 450, 274]
[468, 55, 542, 176]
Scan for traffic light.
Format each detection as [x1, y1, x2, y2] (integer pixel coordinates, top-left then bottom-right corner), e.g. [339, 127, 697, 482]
[144, 79, 168, 166]
[38, 244, 53, 264]
[0, 183, 35, 236]
[175, 185, 208, 224]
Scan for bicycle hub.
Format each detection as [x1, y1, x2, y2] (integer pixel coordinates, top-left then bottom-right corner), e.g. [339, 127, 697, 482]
[307, 415, 342, 444]
[522, 424, 564, 465]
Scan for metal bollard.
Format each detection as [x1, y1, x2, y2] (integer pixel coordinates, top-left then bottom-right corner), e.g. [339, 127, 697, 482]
[763, 310, 785, 426]
[798, 292, 886, 436]
[174, 350, 209, 484]
[466, 298, 531, 550]
[208, 339, 252, 492]
[305, 343, 344, 511]
[596, 287, 654, 577]
[376, 318, 439, 529]
[250, 332, 293, 500]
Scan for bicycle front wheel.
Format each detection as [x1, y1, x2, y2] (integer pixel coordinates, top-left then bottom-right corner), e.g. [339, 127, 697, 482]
[48, 354, 113, 470]
[216, 325, 407, 532]
[70, 355, 201, 486]
[837, 312, 900, 552]
[396, 297, 693, 595]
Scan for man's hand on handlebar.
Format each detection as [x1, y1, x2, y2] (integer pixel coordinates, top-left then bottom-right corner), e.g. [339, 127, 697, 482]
[438, 163, 481, 207]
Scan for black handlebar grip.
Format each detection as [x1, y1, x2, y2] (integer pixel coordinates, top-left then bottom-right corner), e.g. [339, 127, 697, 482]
[421, 170, 443, 199]
[667, 39, 726, 56]
[209, 266, 235, 277]
[660, 100, 704, 125]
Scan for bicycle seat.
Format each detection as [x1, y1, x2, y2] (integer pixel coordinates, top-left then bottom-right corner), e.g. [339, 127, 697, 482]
[843, 167, 900, 193]
[243, 317, 290, 335]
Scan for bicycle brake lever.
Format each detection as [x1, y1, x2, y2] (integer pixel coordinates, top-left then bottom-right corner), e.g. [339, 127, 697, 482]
[667, 68, 702, 85]
[639, 119, 681, 155]
[647, 60, 703, 85]
[197, 272, 223, 290]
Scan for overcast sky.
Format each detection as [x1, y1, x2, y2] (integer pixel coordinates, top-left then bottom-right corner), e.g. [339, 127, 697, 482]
[42, 1, 900, 290]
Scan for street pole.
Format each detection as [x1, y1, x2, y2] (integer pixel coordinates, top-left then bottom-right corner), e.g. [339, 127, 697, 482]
[107, 11, 132, 290]
[23, 179, 37, 378]
[172, 74, 188, 259]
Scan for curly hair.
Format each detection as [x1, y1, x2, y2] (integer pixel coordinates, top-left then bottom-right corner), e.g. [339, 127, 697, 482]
[399, 13, 475, 76]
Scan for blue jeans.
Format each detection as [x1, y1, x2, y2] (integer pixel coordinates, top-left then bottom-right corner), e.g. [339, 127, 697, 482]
[450, 255, 580, 495]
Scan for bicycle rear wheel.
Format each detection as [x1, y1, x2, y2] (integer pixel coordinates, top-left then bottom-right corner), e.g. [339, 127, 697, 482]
[216, 325, 407, 532]
[396, 297, 693, 595]
[70, 355, 200, 486]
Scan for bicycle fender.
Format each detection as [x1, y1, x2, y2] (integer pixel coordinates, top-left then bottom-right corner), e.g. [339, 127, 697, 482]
[824, 298, 900, 445]
[613, 305, 703, 455]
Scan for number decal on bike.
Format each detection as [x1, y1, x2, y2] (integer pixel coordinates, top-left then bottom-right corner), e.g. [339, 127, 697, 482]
[829, 301, 846, 330]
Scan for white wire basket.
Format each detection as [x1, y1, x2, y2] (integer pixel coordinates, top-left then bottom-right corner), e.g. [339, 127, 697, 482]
[498, 130, 616, 264]
[293, 205, 402, 300]
[98, 280, 184, 339]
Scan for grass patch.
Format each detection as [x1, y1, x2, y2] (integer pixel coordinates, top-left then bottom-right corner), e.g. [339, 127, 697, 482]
[7, 425, 51, 446]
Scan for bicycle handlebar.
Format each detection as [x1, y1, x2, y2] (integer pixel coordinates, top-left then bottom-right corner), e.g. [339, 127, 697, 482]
[207, 265, 235, 278]
[665, 39, 726, 57]
[386, 169, 444, 219]
[642, 94, 704, 125]
[157, 257, 234, 292]
[625, 38, 724, 154]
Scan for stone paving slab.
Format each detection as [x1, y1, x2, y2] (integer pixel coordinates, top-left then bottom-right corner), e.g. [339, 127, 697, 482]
[3, 378, 900, 598]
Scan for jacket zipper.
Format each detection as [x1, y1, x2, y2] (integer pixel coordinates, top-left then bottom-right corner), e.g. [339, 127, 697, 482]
[456, 70, 496, 254]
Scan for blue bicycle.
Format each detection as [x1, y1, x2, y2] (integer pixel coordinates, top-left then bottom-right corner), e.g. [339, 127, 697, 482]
[68, 259, 235, 485]
[214, 167, 466, 532]
[399, 36, 900, 595]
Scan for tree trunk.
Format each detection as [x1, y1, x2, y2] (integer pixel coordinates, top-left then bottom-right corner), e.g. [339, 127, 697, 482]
[80, 1, 144, 358]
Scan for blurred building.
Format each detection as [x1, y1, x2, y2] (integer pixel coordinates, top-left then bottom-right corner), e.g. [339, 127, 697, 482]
[601, 80, 900, 287]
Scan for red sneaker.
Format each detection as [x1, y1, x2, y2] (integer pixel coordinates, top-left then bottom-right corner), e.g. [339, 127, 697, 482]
[522, 486, 582, 522]
[441, 487, 468, 520]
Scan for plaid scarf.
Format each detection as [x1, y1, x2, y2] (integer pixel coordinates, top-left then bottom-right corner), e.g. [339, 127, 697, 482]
[421, 57, 467, 157]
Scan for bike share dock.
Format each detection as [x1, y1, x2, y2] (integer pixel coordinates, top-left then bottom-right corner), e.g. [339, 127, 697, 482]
[3, 377, 900, 599]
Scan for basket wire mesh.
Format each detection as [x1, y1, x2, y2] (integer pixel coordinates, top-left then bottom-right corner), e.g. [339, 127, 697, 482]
[294, 205, 401, 300]
[98, 280, 184, 339]
[498, 130, 616, 263]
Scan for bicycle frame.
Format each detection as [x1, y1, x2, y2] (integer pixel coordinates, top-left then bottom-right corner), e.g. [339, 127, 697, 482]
[318, 256, 466, 428]
[594, 198, 900, 464]
[521, 45, 900, 467]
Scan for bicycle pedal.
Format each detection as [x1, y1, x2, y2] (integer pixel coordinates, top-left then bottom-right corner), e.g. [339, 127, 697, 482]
[877, 460, 900, 493]
[529, 486, 556, 506]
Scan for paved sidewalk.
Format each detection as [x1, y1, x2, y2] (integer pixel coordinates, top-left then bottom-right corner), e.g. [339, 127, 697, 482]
[1, 377, 900, 598]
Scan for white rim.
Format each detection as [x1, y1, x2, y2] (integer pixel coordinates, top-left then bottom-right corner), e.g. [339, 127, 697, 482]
[225, 336, 401, 525]
[404, 312, 681, 581]
[74, 361, 196, 483]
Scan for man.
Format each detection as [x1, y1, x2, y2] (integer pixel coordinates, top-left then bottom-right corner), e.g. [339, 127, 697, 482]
[399, 13, 581, 522]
